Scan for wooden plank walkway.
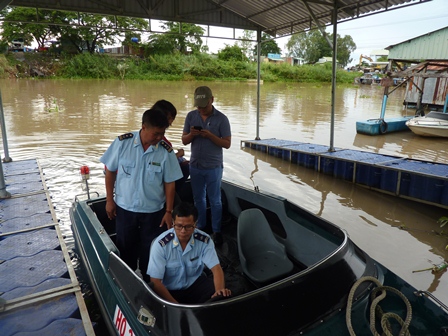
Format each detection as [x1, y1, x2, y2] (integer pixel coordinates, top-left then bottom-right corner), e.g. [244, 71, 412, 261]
[0, 159, 95, 335]
[241, 139, 448, 209]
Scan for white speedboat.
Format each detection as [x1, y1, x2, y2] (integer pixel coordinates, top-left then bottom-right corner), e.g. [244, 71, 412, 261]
[406, 111, 448, 137]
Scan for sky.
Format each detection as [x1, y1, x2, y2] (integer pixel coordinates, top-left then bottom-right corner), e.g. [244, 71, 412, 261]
[201, 0, 448, 66]
[25, 0, 446, 66]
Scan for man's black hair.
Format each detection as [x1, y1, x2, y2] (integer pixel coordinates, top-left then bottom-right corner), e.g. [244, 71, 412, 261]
[173, 202, 198, 222]
[142, 108, 169, 129]
[152, 99, 177, 119]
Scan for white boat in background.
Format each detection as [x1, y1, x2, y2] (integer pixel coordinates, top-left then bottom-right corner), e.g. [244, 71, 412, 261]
[406, 111, 448, 137]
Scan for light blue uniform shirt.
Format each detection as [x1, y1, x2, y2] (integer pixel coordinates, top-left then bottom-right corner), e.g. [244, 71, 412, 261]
[100, 131, 182, 213]
[147, 228, 219, 290]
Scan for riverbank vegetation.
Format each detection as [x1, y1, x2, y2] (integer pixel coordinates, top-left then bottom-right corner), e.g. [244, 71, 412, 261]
[1, 52, 361, 83]
[0, 6, 362, 83]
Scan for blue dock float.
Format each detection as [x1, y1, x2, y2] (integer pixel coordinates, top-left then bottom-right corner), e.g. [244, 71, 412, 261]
[0, 159, 94, 336]
[356, 116, 413, 135]
[241, 139, 448, 209]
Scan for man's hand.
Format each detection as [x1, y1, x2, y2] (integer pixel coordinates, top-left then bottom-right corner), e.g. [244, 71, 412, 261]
[160, 212, 173, 229]
[212, 288, 231, 298]
[197, 129, 212, 139]
[105, 200, 117, 220]
[190, 126, 202, 137]
[176, 148, 185, 157]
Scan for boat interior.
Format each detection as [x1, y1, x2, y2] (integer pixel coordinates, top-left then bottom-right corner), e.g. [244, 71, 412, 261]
[73, 178, 448, 336]
[425, 111, 448, 120]
[85, 180, 361, 299]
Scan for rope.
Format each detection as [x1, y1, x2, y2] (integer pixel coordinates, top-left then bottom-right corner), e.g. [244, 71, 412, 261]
[346, 276, 412, 336]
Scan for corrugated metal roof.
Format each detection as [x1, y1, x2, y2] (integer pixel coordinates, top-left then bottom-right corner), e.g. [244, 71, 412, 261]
[4, 0, 432, 38]
[387, 26, 448, 61]
[394, 60, 448, 77]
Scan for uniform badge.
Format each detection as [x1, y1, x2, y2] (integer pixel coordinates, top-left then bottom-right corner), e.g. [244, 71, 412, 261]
[158, 232, 175, 247]
[118, 133, 134, 141]
[160, 140, 173, 153]
[194, 232, 210, 244]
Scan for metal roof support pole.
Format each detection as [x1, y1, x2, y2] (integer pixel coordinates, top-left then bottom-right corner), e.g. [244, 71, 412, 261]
[444, 93, 448, 114]
[0, 161, 11, 199]
[329, 3, 338, 152]
[255, 30, 261, 140]
[0, 90, 11, 162]
[416, 66, 428, 114]
[0, 90, 11, 199]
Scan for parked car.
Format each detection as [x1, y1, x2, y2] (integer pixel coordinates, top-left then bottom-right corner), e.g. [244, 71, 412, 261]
[9, 38, 25, 51]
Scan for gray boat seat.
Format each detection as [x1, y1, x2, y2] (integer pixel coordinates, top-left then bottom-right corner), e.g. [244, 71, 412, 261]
[237, 208, 294, 285]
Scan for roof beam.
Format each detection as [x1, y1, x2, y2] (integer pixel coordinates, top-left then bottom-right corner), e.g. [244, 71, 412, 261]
[134, 0, 153, 17]
[88, 0, 123, 14]
[0, 0, 12, 11]
[302, 0, 333, 48]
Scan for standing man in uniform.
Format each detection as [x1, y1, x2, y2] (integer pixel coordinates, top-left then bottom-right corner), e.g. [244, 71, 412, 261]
[101, 108, 182, 282]
[152, 99, 190, 195]
[182, 86, 231, 246]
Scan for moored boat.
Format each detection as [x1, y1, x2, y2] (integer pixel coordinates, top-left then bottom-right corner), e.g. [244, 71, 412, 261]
[354, 72, 381, 85]
[70, 178, 448, 336]
[406, 111, 448, 137]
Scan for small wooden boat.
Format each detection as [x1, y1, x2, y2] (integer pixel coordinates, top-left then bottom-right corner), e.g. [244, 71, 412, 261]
[354, 72, 381, 85]
[406, 111, 448, 137]
[70, 178, 448, 336]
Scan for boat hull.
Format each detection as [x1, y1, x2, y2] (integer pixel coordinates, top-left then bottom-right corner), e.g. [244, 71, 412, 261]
[70, 180, 448, 336]
[406, 112, 448, 137]
[356, 117, 413, 135]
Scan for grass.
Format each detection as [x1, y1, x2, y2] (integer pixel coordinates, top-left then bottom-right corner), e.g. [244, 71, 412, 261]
[1, 52, 362, 83]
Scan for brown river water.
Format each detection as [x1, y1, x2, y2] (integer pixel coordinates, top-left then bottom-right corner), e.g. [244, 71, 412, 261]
[1, 78, 447, 317]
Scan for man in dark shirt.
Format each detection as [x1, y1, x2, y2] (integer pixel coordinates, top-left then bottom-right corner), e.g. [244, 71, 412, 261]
[182, 86, 231, 245]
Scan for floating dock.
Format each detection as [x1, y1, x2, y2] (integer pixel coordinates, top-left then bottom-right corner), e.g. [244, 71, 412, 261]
[356, 116, 413, 135]
[0, 159, 94, 335]
[241, 139, 448, 210]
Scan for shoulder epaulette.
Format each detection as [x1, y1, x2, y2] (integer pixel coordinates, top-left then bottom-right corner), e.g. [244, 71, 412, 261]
[194, 232, 210, 244]
[118, 133, 134, 141]
[160, 140, 173, 153]
[158, 232, 175, 247]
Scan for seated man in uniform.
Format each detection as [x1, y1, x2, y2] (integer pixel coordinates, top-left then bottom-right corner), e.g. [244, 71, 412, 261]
[147, 202, 231, 304]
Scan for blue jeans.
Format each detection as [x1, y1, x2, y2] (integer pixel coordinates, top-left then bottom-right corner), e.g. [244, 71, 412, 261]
[190, 166, 223, 233]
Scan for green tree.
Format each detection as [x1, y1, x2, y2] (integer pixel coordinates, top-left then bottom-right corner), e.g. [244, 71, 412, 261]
[146, 22, 205, 55]
[1, 7, 148, 54]
[122, 31, 144, 48]
[145, 33, 175, 55]
[53, 13, 148, 53]
[286, 30, 328, 64]
[336, 35, 356, 67]
[0, 7, 56, 48]
[253, 32, 281, 57]
[286, 30, 356, 67]
[218, 44, 248, 62]
[237, 30, 255, 59]
[200, 44, 209, 53]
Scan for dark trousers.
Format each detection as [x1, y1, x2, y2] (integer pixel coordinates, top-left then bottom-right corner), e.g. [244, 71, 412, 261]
[175, 161, 190, 194]
[169, 274, 215, 304]
[115, 206, 165, 279]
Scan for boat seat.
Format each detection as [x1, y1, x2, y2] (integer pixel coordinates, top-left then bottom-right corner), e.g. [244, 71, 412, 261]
[237, 208, 294, 286]
[426, 111, 448, 121]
